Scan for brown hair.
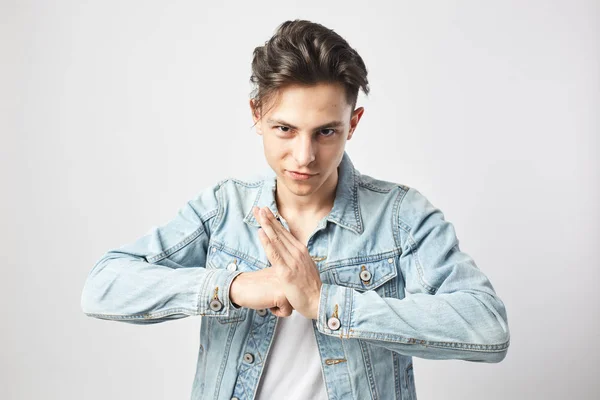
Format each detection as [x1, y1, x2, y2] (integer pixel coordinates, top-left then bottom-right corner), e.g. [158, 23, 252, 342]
[250, 19, 370, 125]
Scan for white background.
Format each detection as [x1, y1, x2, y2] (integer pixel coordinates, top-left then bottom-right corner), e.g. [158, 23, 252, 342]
[1, 1, 598, 399]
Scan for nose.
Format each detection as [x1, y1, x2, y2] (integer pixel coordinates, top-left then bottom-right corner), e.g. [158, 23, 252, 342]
[292, 134, 316, 167]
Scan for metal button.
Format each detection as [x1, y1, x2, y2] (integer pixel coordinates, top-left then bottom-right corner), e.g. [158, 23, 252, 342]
[243, 352, 254, 363]
[227, 262, 237, 271]
[231, 398, 239, 400]
[359, 269, 372, 282]
[257, 309, 267, 317]
[388, 258, 393, 263]
[211, 247, 217, 253]
[209, 298, 223, 312]
[327, 316, 341, 330]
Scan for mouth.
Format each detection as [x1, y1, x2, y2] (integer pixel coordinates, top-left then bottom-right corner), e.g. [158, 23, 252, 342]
[286, 170, 317, 180]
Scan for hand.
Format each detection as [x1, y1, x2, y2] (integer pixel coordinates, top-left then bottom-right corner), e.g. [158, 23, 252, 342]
[229, 268, 294, 317]
[252, 206, 323, 320]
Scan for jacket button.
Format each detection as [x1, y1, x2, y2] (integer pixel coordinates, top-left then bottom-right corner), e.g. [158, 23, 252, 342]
[209, 298, 223, 312]
[359, 269, 372, 282]
[227, 262, 238, 271]
[231, 398, 239, 400]
[243, 352, 254, 364]
[388, 258, 394, 263]
[327, 316, 341, 330]
[257, 309, 267, 316]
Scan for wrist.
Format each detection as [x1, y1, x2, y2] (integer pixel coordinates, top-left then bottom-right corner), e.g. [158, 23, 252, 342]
[229, 272, 245, 308]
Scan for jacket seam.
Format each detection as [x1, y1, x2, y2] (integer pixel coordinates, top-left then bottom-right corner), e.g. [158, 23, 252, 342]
[346, 329, 510, 351]
[83, 307, 196, 321]
[146, 226, 208, 264]
[396, 187, 438, 294]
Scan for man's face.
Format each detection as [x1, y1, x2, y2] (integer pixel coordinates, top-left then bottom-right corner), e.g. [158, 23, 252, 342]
[250, 82, 364, 200]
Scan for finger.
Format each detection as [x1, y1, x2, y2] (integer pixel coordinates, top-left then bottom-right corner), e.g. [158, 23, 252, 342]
[262, 207, 307, 253]
[254, 206, 298, 249]
[253, 207, 294, 260]
[254, 207, 309, 269]
[271, 307, 292, 318]
[257, 226, 291, 269]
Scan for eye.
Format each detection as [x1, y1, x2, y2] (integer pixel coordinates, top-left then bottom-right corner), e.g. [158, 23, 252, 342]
[319, 129, 336, 137]
[273, 126, 336, 137]
[275, 126, 291, 133]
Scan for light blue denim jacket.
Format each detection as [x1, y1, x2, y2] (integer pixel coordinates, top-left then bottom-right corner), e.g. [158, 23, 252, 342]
[81, 150, 510, 400]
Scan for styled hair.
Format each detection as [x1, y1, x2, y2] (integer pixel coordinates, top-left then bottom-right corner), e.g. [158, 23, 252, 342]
[250, 19, 369, 123]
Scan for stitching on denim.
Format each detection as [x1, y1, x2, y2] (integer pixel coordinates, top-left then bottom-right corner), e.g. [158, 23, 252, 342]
[406, 234, 437, 294]
[84, 307, 196, 320]
[200, 208, 218, 224]
[146, 226, 207, 264]
[392, 352, 402, 399]
[204, 178, 229, 233]
[353, 169, 363, 234]
[358, 180, 394, 193]
[230, 177, 263, 188]
[358, 339, 379, 399]
[330, 259, 398, 291]
[212, 320, 238, 399]
[320, 248, 402, 272]
[347, 329, 510, 351]
[337, 323, 356, 400]
[405, 363, 414, 400]
[392, 186, 406, 251]
[209, 240, 269, 269]
[348, 287, 354, 338]
[198, 269, 216, 314]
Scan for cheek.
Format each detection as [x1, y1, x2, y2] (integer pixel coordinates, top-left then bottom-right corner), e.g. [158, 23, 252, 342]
[263, 136, 290, 155]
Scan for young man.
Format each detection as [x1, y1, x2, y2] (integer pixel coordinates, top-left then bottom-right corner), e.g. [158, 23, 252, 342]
[81, 19, 510, 400]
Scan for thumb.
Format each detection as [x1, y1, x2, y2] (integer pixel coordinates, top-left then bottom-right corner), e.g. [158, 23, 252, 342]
[271, 302, 294, 317]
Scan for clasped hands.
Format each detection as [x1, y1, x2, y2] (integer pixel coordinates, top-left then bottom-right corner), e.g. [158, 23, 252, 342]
[229, 206, 322, 319]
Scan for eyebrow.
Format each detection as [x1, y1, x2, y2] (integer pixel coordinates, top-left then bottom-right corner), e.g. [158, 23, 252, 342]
[266, 118, 344, 131]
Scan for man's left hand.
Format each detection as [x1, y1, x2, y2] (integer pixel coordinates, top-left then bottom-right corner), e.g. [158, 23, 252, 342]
[252, 205, 322, 320]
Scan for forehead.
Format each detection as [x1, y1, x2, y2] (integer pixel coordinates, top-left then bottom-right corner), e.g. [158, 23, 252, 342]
[264, 82, 351, 121]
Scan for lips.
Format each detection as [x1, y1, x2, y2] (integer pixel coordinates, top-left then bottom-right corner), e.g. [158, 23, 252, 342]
[289, 171, 315, 176]
[286, 170, 316, 180]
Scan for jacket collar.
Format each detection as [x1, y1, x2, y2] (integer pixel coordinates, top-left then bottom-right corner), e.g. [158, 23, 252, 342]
[243, 150, 364, 235]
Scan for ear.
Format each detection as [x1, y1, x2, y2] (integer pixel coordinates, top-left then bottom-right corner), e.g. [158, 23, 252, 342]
[347, 107, 364, 141]
[250, 99, 262, 135]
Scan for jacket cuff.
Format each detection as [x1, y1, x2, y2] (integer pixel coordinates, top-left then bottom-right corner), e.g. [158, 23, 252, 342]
[316, 282, 353, 336]
[198, 269, 244, 316]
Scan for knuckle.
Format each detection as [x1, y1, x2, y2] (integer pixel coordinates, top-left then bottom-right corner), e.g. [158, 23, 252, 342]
[281, 269, 292, 280]
[271, 250, 282, 262]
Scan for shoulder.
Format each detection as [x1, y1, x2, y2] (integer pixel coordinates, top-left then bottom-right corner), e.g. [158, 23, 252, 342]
[215, 170, 267, 198]
[203, 170, 270, 213]
[200, 170, 266, 200]
[357, 171, 442, 234]
[358, 172, 410, 194]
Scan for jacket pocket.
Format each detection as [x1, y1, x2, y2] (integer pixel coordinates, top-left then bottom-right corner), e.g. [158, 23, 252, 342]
[330, 254, 399, 298]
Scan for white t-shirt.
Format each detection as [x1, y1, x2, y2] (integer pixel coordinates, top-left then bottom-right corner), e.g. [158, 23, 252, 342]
[255, 309, 329, 400]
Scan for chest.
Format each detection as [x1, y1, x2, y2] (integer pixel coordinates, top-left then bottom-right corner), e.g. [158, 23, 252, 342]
[278, 216, 323, 248]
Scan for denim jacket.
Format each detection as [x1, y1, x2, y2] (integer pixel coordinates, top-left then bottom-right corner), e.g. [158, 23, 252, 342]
[81, 150, 510, 400]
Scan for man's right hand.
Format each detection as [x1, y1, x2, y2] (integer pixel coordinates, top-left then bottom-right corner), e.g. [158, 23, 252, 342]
[229, 267, 294, 317]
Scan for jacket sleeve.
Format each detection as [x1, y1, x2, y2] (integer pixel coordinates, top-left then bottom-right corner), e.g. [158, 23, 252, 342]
[315, 187, 510, 362]
[80, 179, 243, 324]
